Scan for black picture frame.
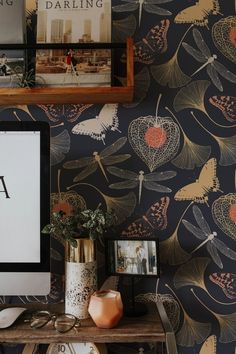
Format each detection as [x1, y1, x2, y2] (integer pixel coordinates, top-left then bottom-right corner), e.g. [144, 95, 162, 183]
[105, 237, 160, 278]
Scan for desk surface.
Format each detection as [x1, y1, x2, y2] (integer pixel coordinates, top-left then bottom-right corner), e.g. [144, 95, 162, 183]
[0, 302, 177, 354]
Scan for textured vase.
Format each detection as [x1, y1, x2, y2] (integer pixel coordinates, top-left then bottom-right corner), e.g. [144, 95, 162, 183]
[65, 239, 97, 319]
[88, 290, 123, 328]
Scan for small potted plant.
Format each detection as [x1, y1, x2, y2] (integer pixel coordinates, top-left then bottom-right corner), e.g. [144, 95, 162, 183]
[42, 203, 117, 246]
[42, 204, 117, 319]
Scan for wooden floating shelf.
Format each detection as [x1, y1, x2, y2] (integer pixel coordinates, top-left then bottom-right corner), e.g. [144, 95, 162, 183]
[0, 38, 134, 105]
[0, 302, 177, 353]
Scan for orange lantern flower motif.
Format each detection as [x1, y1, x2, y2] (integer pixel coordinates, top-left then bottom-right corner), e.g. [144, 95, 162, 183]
[212, 16, 236, 65]
[128, 95, 180, 172]
[144, 126, 167, 148]
[229, 26, 236, 46]
[229, 203, 236, 223]
[212, 193, 236, 241]
[51, 170, 86, 219]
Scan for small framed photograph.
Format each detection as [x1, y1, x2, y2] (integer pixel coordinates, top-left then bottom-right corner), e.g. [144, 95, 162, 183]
[105, 238, 159, 277]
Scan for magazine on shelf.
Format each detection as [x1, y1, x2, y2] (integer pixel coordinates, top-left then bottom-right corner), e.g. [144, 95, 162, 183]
[36, 0, 112, 87]
[0, 0, 25, 88]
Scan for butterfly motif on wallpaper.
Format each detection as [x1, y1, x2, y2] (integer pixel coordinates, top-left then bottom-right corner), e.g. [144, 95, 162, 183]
[209, 273, 236, 299]
[174, 0, 220, 27]
[121, 196, 170, 237]
[209, 96, 236, 122]
[72, 104, 121, 145]
[174, 158, 221, 205]
[38, 104, 93, 123]
[134, 19, 169, 64]
[199, 335, 216, 354]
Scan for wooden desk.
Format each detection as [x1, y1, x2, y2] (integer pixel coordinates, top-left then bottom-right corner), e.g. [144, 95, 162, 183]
[0, 302, 177, 354]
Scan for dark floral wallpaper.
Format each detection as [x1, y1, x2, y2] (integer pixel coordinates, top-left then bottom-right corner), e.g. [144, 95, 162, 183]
[1, 0, 236, 353]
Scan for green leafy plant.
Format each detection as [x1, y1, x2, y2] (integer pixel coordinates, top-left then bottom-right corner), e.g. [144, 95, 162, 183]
[13, 67, 46, 88]
[42, 205, 117, 248]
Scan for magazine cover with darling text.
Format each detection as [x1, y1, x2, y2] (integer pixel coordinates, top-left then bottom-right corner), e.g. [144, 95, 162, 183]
[36, 0, 112, 87]
[0, 0, 25, 87]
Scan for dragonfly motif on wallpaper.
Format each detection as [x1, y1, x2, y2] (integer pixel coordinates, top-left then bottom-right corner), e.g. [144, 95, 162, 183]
[63, 137, 131, 183]
[113, 0, 173, 26]
[182, 28, 236, 91]
[107, 166, 176, 204]
[182, 205, 236, 269]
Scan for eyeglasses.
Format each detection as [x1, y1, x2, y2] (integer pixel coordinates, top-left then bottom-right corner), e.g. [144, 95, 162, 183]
[28, 311, 81, 333]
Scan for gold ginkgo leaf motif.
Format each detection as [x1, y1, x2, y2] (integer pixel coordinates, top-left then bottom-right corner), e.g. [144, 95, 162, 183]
[215, 135, 236, 166]
[160, 203, 192, 265]
[174, 80, 236, 129]
[192, 112, 236, 166]
[151, 52, 191, 88]
[176, 311, 212, 347]
[216, 313, 236, 343]
[212, 16, 236, 65]
[199, 335, 217, 354]
[174, 80, 228, 127]
[102, 191, 137, 225]
[174, 257, 211, 290]
[160, 229, 191, 265]
[212, 193, 236, 241]
[165, 284, 212, 347]
[175, 256, 236, 305]
[151, 26, 192, 88]
[67, 182, 137, 226]
[174, 80, 210, 113]
[192, 289, 236, 343]
[112, 15, 137, 42]
[166, 107, 211, 170]
[172, 135, 212, 170]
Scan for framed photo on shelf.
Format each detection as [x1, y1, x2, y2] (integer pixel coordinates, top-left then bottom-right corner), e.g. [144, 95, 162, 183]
[105, 238, 160, 277]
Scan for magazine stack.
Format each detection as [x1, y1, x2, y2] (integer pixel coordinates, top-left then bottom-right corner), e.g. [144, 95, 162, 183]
[36, 0, 112, 87]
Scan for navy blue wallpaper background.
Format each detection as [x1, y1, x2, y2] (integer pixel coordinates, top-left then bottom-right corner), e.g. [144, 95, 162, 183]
[1, 0, 236, 353]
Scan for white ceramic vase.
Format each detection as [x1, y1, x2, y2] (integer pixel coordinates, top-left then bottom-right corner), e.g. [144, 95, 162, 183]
[65, 239, 97, 319]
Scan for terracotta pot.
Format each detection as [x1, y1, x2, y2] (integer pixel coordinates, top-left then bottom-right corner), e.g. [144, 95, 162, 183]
[88, 290, 123, 328]
[65, 239, 97, 319]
